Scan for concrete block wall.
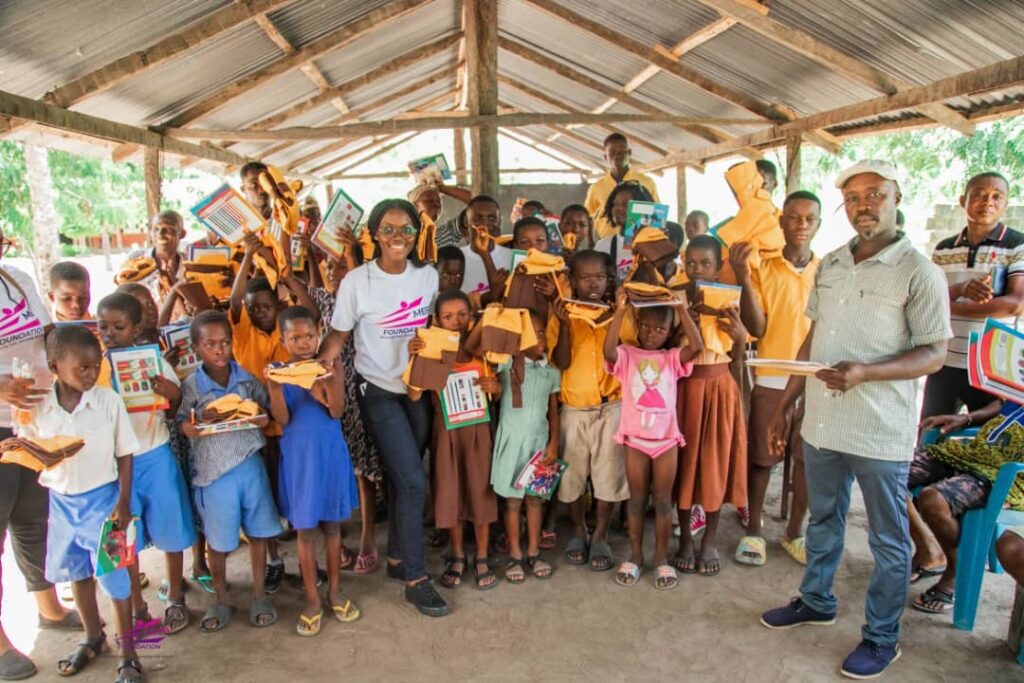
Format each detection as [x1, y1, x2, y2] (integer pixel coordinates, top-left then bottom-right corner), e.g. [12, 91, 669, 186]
[925, 204, 1024, 254]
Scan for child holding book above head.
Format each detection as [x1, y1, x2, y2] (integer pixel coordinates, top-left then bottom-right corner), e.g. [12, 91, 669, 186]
[230, 231, 320, 593]
[485, 308, 561, 583]
[48, 261, 91, 322]
[407, 290, 501, 590]
[604, 285, 703, 589]
[24, 326, 142, 682]
[548, 249, 626, 571]
[96, 293, 196, 635]
[594, 181, 656, 285]
[675, 235, 749, 578]
[177, 310, 282, 633]
[264, 306, 360, 636]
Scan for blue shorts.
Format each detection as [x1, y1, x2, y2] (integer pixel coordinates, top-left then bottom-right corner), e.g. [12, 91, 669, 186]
[46, 482, 130, 600]
[131, 443, 197, 552]
[194, 455, 282, 553]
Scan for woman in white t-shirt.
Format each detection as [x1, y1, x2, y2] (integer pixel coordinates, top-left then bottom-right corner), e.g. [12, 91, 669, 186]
[318, 199, 450, 618]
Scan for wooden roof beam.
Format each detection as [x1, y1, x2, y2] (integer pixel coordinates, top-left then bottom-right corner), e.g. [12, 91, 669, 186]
[500, 128, 599, 172]
[327, 132, 424, 179]
[695, 0, 976, 136]
[634, 55, 1024, 171]
[159, 0, 435, 128]
[303, 136, 393, 175]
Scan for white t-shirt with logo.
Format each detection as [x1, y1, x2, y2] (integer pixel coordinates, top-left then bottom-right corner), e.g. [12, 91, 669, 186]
[595, 235, 633, 284]
[460, 244, 512, 296]
[331, 260, 438, 394]
[0, 266, 52, 429]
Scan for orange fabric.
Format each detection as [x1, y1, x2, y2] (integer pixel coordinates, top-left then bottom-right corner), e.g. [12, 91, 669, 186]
[714, 161, 784, 272]
[698, 284, 741, 356]
[750, 255, 819, 376]
[232, 306, 287, 436]
[417, 212, 438, 263]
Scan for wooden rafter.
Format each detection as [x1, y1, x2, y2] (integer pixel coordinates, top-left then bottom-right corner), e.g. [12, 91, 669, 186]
[247, 33, 461, 132]
[633, 55, 1024, 171]
[501, 127, 604, 171]
[695, 0, 976, 136]
[327, 132, 424, 179]
[159, 0, 435, 128]
[304, 136, 392, 175]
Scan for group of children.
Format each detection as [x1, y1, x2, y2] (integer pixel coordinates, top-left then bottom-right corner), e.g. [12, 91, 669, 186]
[18, 156, 817, 681]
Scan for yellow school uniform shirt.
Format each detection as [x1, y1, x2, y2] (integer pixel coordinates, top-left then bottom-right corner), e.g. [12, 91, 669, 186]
[231, 307, 289, 437]
[585, 169, 661, 241]
[750, 254, 819, 377]
[545, 313, 636, 407]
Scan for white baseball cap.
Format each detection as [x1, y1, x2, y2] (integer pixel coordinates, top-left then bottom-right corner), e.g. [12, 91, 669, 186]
[835, 159, 900, 189]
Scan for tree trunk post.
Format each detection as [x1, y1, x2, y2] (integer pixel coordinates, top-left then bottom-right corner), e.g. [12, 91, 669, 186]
[675, 164, 688, 223]
[785, 135, 802, 195]
[144, 146, 162, 220]
[22, 143, 60, 293]
[465, 0, 498, 196]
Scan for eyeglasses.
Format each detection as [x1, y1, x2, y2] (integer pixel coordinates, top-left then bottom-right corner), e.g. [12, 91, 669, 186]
[841, 191, 889, 208]
[377, 225, 417, 238]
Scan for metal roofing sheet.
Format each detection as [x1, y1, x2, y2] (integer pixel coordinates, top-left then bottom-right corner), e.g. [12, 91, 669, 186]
[357, 77, 457, 120]
[0, 0, 229, 98]
[197, 73, 320, 130]
[267, 0, 394, 49]
[74, 21, 282, 126]
[342, 49, 460, 110]
[544, 0, 721, 48]
[770, 0, 1024, 86]
[315, 0, 459, 85]
[497, 49, 615, 112]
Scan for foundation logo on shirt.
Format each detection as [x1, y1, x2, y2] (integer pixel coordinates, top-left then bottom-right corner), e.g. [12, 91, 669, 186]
[378, 297, 431, 338]
[0, 282, 43, 349]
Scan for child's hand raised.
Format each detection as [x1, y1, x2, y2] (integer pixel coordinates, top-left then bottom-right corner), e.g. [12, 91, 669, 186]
[533, 275, 557, 301]
[728, 241, 753, 282]
[408, 337, 426, 356]
[242, 232, 262, 257]
[615, 288, 629, 310]
[672, 289, 689, 310]
[552, 298, 570, 323]
[718, 305, 748, 344]
[470, 226, 491, 256]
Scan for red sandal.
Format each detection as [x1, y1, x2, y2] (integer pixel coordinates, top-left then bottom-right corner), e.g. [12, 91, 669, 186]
[354, 552, 378, 575]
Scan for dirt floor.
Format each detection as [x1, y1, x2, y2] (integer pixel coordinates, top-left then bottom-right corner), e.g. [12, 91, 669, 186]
[3, 476, 1021, 682]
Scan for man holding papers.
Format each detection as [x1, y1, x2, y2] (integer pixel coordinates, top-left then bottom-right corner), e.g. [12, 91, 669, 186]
[730, 190, 821, 568]
[758, 160, 951, 680]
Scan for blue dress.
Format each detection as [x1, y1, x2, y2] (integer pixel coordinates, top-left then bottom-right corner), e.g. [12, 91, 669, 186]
[278, 382, 358, 529]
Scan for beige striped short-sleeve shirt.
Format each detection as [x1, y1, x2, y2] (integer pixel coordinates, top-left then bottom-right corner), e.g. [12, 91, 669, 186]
[801, 235, 952, 461]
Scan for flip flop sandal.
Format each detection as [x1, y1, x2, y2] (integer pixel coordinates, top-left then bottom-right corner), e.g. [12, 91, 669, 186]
[614, 562, 642, 587]
[249, 597, 278, 627]
[588, 540, 614, 572]
[138, 572, 149, 589]
[697, 557, 721, 577]
[909, 564, 947, 584]
[781, 536, 807, 566]
[439, 556, 467, 589]
[199, 603, 232, 633]
[654, 565, 679, 590]
[505, 558, 526, 584]
[672, 552, 697, 574]
[911, 586, 955, 614]
[474, 558, 499, 591]
[539, 530, 557, 550]
[329, 599, 361, 623]
[191, 573, 216, 594]
[56, 632, 106, 676]
[115, 657, 143, 683]
[734, 536, 767, 567]
[340, 546, 357, 572]
[156, 579, 171, 602]
[296, 610, 324, 637]
[163, 600, 190, 635]
[563, 536, 589, 565]
[38, 610, 84, 630]
[526, 555, 553, 580]
[355, 552, 378, 575]
[0, 649, 36, 681]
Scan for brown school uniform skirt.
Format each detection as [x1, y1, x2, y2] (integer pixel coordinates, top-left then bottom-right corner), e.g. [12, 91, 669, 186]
[676, 363, 747, 512]
[430, 395, 498, 530]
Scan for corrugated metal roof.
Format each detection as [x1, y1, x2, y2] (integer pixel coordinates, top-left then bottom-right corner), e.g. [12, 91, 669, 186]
[0, 0, 229, 98]
[0, 0, 1020, 177]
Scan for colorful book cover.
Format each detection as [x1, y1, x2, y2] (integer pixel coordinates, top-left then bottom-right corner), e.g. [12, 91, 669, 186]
[160, 321, 201, 380]
[509, 249, 529, 273]
[54, 319, 100, 342]
[187, 244, 231, 263]
[106, 344, 170, 413]
[195, 416, 263, 437]
[408, 154, 452, 184]
[978, 318, 1024, 393]
[542, 213, 565, 255]
[96, 516, 140, 576]
[696, 281, 742, 310]
[512, 451, 568, 501]
[189, 184, 266, 245]
[313, 188, 363, 260]
[440, 363, 490, 430]
[623, 200, 669, 246]
[291, 215, 310, 271]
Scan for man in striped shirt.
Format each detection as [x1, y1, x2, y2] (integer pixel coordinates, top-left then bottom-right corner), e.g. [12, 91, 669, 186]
[923, 172, 1023, 418]
[759, 160, 950, 679]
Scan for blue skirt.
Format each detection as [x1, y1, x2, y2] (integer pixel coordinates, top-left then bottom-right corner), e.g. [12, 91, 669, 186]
[279, 423, 358, 530]
[131, 442, 197, 552]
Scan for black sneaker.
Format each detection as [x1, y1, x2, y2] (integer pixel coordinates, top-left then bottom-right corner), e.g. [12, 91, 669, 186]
[840, 640, 901, 679]
[264, 561, 285, 594]
[404, 579, 451, 618]
[760, 597, 836, 630]
[385, 561, 405, 583]
[299, 565, 329, 588]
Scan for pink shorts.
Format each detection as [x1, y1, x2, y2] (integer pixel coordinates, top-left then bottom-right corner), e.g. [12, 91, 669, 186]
[622, 435, 682, 459]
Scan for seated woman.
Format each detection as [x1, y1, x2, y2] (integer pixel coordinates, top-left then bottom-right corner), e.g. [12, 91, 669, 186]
[910, 399, 1024, 614]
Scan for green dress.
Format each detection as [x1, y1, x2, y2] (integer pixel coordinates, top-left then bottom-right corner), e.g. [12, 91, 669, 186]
[490, 358, 561, 498]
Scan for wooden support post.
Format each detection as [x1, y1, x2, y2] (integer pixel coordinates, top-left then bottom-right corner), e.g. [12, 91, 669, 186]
[675, 164, 688, 224]
[325, 183, 335, 205]
[143, 146, 161, 219]
[785, 135, 802, 195]
[453, 127, 468, 186]
[465, 0, 498, 196]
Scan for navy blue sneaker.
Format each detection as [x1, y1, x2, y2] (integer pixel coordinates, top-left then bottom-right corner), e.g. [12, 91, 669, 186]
[840, 640, 901, 679]
[760, 597, 837, 630]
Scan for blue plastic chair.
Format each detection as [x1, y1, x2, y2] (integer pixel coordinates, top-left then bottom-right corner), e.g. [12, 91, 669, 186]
[917, 428, 1024, 632]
